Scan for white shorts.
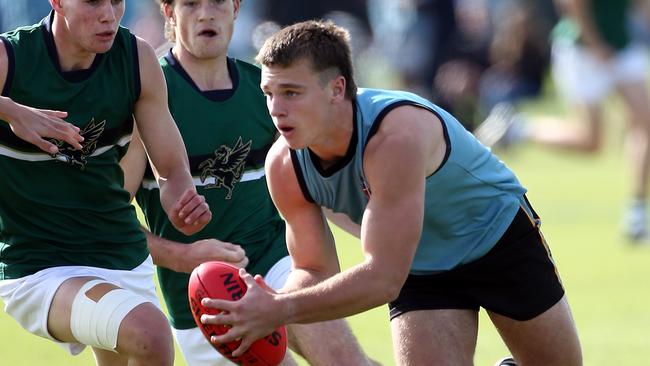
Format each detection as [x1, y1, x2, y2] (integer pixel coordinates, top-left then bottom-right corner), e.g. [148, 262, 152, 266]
[175, 256, 293, 366]
[0, 256, 160, 355]
[551, 41, 649, 105]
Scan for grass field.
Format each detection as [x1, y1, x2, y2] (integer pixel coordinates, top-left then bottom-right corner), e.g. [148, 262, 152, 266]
[2, 94, 650, 365]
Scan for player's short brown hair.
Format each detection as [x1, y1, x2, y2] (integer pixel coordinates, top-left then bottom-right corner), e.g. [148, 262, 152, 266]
[255, 20, 357, 99]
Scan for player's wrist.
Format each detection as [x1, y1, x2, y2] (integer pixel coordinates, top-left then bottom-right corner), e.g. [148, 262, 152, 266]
[0, 96, 18, 124]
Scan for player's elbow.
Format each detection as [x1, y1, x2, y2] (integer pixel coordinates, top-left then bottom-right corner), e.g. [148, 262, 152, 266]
[371, 271, 406, 305]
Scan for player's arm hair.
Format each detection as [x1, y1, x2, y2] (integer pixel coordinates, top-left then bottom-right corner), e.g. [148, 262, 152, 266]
[120, 124, 148, 200]
[132, 36, 195, 213]
[265, 140, 341, 289]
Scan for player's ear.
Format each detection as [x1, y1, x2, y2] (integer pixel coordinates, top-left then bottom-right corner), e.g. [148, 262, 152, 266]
[50, 0, 64, 15]
[233, 0, 241, 19]
[331, 75, 346, 101]
[162, 3, 175, 25]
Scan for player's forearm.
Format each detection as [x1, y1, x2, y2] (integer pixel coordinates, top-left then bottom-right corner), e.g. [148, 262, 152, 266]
[143, 226, 184, 272]
[279, 261, 402, 324]
[158, 162, 195, 213]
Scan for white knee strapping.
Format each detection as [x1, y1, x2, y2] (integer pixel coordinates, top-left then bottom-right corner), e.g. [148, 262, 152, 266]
[70, 279, 148, 351]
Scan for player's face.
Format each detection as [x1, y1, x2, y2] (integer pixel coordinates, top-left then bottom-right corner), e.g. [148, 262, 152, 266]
[56, 0, 125, 53]
[167, 0, 239, 59]
[261, 59, 339, 150]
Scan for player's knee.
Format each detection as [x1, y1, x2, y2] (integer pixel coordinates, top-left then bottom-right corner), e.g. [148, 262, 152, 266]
[118, 303, 174, 365]
[70, 280, 173, 365]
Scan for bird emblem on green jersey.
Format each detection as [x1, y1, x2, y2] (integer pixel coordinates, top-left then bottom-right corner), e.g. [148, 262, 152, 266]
[199, 137, 252, 199]
[49, 118, 105, 170]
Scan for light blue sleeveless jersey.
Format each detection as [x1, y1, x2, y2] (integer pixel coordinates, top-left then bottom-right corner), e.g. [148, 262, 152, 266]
[291, 88, 527, 273]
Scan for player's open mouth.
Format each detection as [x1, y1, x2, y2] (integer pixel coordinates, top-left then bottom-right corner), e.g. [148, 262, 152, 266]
[96, 31, 115, 40]
[198, 30, 217, 37]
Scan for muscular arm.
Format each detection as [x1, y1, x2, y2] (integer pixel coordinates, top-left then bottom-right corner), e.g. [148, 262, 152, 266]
[278, 106, 436, 322]
[133, 37, 211, 235]
[204, 106, 445, 355]
[268, 140, 341, 291]
[0, 39, 83, 153]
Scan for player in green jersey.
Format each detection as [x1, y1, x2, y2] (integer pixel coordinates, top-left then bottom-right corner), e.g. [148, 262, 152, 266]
[120, 1, 377, 365]
[0, 1, 210, 365]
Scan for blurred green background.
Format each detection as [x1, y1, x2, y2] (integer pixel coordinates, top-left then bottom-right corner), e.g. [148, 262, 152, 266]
[2, 91, 650, 365]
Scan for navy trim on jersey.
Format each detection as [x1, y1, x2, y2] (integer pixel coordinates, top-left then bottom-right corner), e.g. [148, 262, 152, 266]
[308, 101, 359, 178]
[42, 11, 104, 83]
[164, 51, 239, 102]
[0, 36, 14, 96]
[290, 149, 316, 203]
[364, 100, 451, 177]
[131, 34, 141, 100]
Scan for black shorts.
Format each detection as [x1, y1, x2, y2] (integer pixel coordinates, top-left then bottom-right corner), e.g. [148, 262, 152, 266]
[388, 204, 565, 321]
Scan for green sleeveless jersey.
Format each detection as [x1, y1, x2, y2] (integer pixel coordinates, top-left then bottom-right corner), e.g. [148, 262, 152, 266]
[553, 0, 630, 50]
[136, 53, 288, 329]
[0, 15, 147, 280]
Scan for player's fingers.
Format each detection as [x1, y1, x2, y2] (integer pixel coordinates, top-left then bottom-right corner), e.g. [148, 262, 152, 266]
[33, 136, 60, 155]
[179, 192, 205, 220]
[210, 329, 243, 347]
[231, 338, 254, 357]
[201, 298, 234, 313]
[184, 200, 210, 224]
[233, 256, 249, 269]
[177, 189, 199, 216]
[219, 246, 246, 263]
[238, 268, 256, 288]
[254, 275, 275, 293]
[38, 109, 69, 119]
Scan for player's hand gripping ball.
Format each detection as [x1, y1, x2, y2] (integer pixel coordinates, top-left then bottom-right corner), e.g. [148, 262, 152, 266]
[188, 261, 287, 366]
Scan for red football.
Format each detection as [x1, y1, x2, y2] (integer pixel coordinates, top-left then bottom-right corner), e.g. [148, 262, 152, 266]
[188, 261, 288, 366]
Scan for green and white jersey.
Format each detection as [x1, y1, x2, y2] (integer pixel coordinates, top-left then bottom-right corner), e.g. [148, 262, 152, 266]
[0, 14, 147, 280]
[136, 52, 288, 329]
[552, 0, 630, 50]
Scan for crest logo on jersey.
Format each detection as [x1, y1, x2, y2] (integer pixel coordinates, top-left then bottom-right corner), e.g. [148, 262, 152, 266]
[49, 118, 105, 170]
[199, 137, 252, 199]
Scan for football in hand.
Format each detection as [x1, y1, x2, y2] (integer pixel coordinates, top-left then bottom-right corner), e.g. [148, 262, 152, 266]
[188, 261, 287, 366]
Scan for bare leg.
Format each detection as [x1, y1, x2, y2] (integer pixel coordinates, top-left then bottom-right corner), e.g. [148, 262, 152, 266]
[528, 103, 603, 153]
[287, 319, 380, 366]
[488, 296, 582, 366]
[47, 276, 174, 366]
[618, 81, 650, 202]
[391, 309, 478, 366]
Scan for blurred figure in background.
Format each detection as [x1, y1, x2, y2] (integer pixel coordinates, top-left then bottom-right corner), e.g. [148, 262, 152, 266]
[477, 0, 650, 242]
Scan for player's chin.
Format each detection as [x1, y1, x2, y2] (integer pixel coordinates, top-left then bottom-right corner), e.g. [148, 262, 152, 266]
[89, 40, 116, 54]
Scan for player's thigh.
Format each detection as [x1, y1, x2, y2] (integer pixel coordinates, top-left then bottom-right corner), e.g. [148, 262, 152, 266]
[173, 327, 234, 366]
[487, 295, 582, 366]
[391, 309, 478, 366]
[47, 276, 105, 342]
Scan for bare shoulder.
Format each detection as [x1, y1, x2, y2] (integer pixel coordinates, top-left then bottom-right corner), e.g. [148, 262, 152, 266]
[132, 37, 168, 111]
[265, 138, 310, 209]
[366, 105, 445, 174]
[134, 36, 164, 93]
[266, 138, 293, 184]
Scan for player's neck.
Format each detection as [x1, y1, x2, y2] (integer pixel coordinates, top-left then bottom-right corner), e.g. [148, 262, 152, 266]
[310, 100, 355, 169]
[172, 46, 231, 91]
[51, 15, 96, 71]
